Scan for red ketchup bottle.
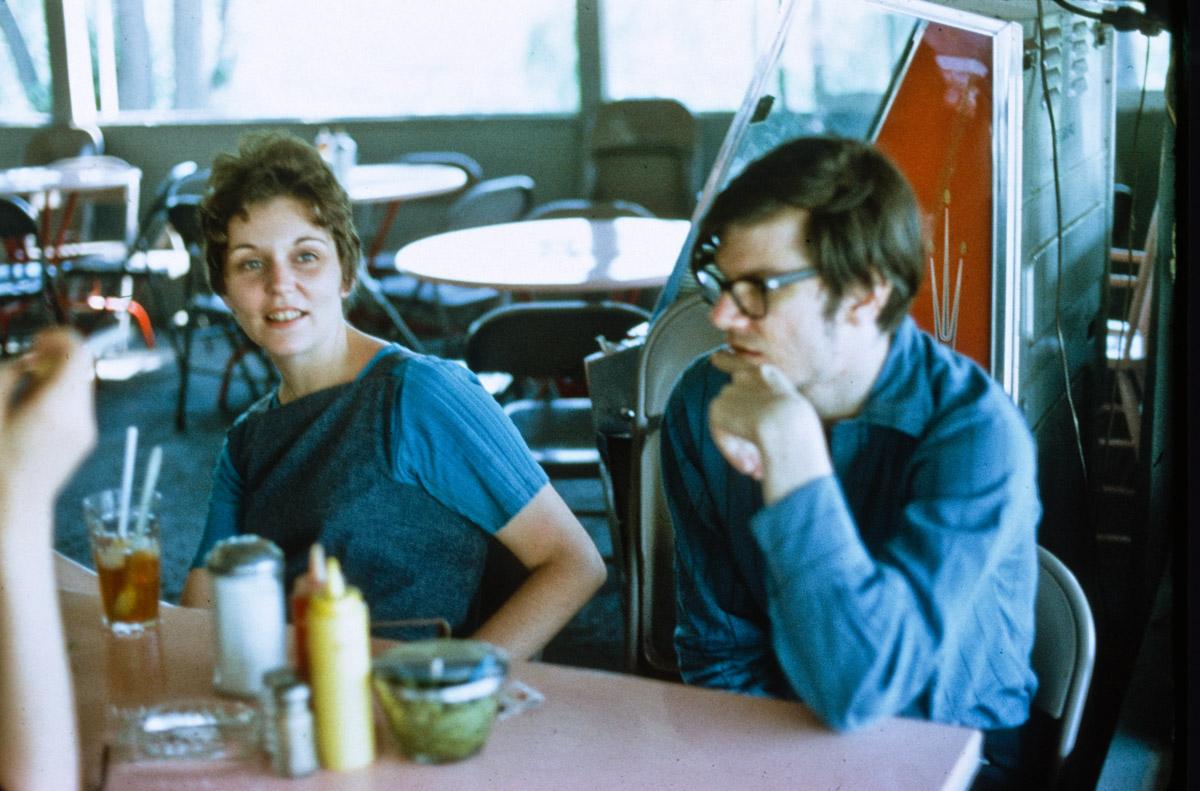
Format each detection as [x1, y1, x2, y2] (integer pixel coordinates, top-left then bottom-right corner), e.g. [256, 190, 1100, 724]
[290, 543, 326, 682]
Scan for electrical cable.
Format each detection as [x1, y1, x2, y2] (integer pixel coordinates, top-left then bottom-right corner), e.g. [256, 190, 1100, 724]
[1036, 0, 1112, 643]
[1034, 0, 1091, 492]
[1050, 0, 1166, 35]
[1051, 0, 1104, 21]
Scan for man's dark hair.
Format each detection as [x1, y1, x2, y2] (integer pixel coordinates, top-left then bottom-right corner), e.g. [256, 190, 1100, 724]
[696, 136, 924, 332]
[200, 131, 360, 295]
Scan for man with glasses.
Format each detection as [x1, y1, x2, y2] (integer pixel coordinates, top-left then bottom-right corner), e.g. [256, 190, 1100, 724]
[662, 137, 1040, 782]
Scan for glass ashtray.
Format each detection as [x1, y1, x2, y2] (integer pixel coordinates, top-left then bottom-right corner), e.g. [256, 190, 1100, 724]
[108, 699, 259, 762]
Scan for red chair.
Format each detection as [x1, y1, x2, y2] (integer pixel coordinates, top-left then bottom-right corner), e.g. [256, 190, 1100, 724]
[0, 195, 66, 355]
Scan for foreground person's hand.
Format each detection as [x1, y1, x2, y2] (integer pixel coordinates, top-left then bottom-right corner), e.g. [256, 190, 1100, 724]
[0, 328, 97, 512]
[708, 350, 832, 504]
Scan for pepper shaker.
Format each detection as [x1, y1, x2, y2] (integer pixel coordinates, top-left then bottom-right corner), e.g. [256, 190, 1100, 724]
[260, 666, 298, 757]
[272, 680, 319, 777]
[205, 536, 287, 698]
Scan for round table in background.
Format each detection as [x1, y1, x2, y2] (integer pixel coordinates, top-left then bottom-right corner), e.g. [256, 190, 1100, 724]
[343, 162, 468, 206]
[392, 217, 690, 294]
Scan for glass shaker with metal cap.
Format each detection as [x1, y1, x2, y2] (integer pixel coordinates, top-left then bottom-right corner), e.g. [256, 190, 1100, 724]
[272, 679, 319, 777]
[205, 535, 287, 697]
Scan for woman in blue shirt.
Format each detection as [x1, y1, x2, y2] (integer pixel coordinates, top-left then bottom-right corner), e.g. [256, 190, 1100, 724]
[180, 133, 605, 659]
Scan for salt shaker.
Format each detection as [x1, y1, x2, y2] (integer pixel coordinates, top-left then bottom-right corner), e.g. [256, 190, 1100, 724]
[272, 680, 319, 777]
[205, 536, 287, 698]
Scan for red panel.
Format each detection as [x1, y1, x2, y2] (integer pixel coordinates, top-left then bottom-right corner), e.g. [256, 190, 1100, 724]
[875, 25, 994, 370]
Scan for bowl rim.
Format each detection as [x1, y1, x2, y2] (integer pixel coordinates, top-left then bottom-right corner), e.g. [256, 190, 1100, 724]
[374, 674, 503, 704]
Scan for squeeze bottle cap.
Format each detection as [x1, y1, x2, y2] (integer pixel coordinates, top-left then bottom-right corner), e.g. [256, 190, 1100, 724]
[308, 544, 327, 585]
[324, 557, 346, 599]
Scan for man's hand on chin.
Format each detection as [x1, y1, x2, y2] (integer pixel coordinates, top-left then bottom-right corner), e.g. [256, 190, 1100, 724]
[708, 350, 832, 504]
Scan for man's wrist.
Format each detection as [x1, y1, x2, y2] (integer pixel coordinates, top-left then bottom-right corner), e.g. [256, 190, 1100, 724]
[756, 409, 832, 504]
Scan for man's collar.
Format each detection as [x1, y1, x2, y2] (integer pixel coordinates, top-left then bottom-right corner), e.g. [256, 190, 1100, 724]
[850, 316, 932, 437]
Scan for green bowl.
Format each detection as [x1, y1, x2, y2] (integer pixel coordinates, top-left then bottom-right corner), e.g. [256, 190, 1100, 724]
[371, 639, 508, 763]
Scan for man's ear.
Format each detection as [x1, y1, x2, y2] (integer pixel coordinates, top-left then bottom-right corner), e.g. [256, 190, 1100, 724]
[844, 277, 891, 327]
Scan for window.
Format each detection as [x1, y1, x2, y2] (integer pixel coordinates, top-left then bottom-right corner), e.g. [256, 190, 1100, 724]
[86, 0, 577, 120]
[0, 1, 51, 122]
[602, 0, 915, 120]
[602, 0, 777, 112]
[772, 2, 917, 120]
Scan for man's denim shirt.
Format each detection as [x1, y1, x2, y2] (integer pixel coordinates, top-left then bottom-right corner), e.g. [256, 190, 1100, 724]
[662, 316, 1040, 732]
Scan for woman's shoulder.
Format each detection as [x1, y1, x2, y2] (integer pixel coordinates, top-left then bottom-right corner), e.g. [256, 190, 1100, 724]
[379, 349, 478, 392]
[388, 352, 495, 425]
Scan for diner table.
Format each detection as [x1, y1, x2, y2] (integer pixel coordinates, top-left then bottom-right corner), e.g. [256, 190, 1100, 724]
[61, 588, 982, 790]
[0, 158, 142, 262]
[392, 217, 690, 295]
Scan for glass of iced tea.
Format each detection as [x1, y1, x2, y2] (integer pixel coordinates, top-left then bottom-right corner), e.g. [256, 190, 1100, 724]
[83, 489, 162, 636]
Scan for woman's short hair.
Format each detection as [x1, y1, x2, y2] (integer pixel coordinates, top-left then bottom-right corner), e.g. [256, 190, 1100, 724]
[200, 132, 361, 295]
[696, 136, 924, 332]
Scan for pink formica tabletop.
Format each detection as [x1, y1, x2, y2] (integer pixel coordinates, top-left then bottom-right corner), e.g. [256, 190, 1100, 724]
[393, 217, 691, 294]
[61, 590, 981, 791]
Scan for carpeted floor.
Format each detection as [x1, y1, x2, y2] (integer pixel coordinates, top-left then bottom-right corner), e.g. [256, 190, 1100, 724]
[53, 327, 625, 673]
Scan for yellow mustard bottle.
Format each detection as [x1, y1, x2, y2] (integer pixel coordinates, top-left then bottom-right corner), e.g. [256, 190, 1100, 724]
[307, 556, 375, 771]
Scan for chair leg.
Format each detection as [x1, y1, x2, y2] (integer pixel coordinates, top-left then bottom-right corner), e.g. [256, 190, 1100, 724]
[125, 299, 156, 348]
[218, 340, 275, 415]
[358, 271, 426, 352]
[174, 318, 194, 431]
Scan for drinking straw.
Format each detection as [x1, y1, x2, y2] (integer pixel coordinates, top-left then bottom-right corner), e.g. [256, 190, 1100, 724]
[117, 425, 138, 537]
[133, 445, 163, 536]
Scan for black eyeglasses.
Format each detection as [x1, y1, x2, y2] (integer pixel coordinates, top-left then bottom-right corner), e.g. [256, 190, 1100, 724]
[692, 262, 818, 319]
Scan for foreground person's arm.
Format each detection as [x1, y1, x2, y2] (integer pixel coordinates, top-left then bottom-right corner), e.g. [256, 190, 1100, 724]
[0, 329, 97, 791]
[474, 484, 606, 659]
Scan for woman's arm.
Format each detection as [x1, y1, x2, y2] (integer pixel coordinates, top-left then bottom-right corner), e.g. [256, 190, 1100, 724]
[394, 359, 604, 659]
[472, 484, 606, 660]
[181, 568, 214, 608]
[181, 446, 242, 609]
[0, 329, 97, 791]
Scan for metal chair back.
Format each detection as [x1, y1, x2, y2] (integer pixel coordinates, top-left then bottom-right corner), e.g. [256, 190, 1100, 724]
[526, 198, 655, 221]
[466, 300, 649, 381]
[446, 175, 536, 231]
[23, 124, 103, 166]
[1032, 546, 1096, 770]
[627, 293, 721, 672]
[466, 300, 649, 478]
[394, 150, 484, 189]
[129, 161, 206, 255]
[588, 99, 699, 219]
